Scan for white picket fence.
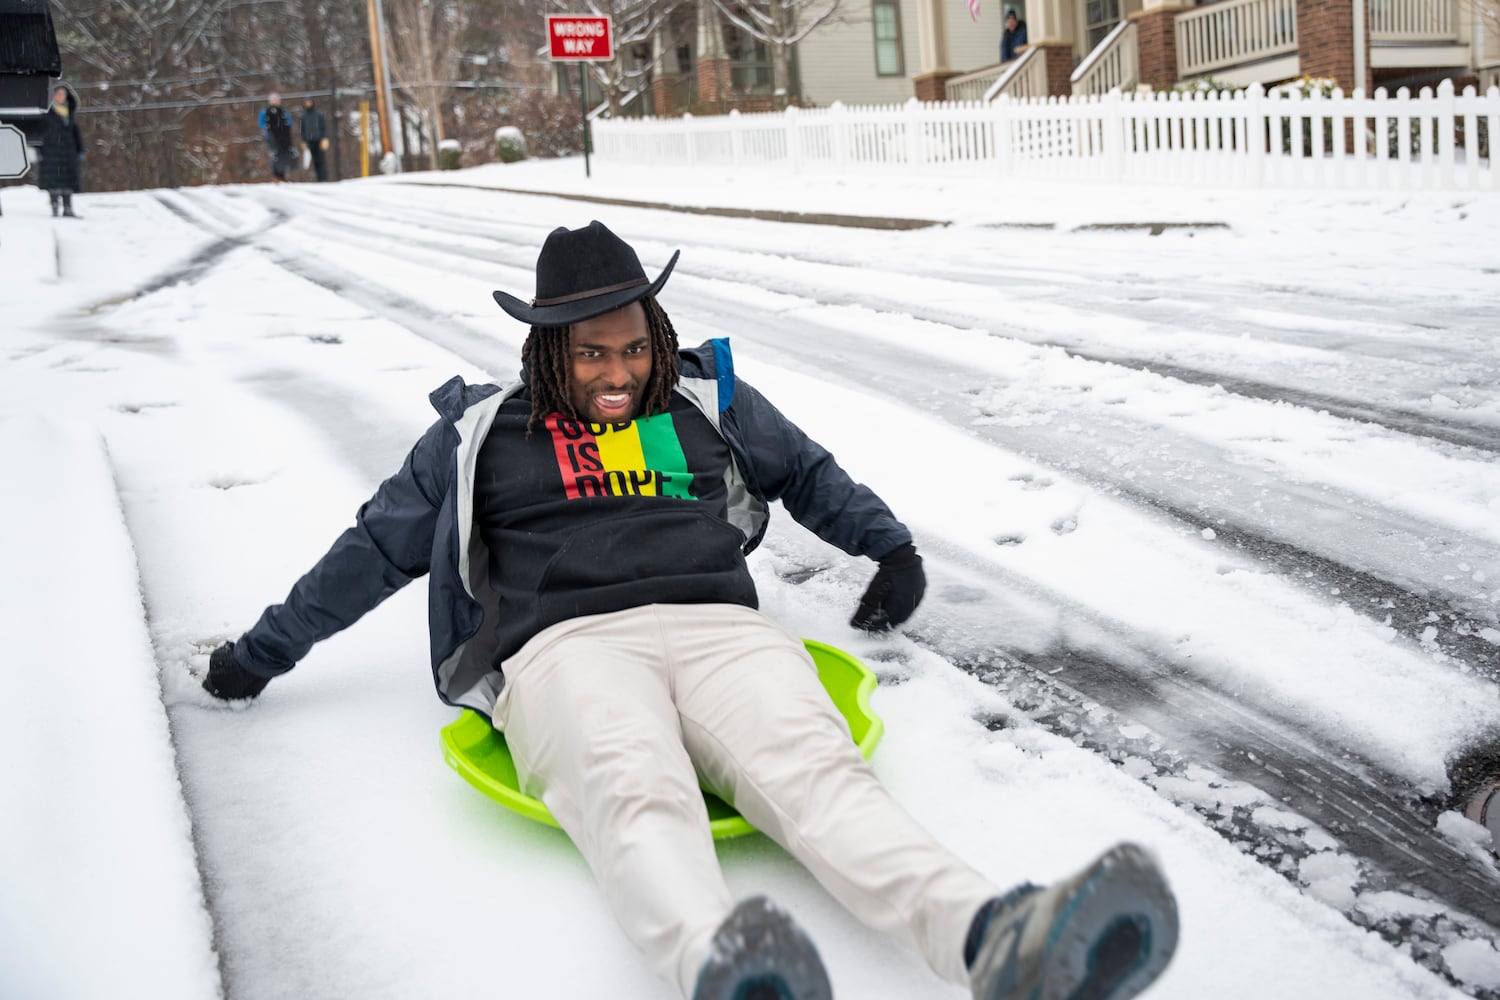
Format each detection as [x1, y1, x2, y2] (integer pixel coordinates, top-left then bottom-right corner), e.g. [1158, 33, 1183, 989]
[590, 79, 1499, 192]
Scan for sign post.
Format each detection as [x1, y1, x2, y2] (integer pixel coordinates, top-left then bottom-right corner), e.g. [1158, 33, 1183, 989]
[546, 14, 613, 177]
[0, 124, 30, 180]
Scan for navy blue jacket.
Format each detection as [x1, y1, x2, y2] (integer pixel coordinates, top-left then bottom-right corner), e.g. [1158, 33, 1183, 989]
[233, 339, 912, 718]
[1001, 20, 1029, 62]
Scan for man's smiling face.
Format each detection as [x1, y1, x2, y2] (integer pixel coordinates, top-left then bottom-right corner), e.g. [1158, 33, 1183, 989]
[567, 301, 653, 423]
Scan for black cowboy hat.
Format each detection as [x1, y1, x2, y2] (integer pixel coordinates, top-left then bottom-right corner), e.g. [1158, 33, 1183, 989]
[492, 220, 680, 327]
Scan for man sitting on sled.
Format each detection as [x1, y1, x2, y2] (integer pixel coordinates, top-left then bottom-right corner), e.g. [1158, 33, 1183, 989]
[202, 221, 1180, 1000]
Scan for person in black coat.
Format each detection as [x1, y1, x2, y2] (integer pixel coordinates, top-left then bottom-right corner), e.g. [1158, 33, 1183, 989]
[258, 93, 296, 182]
[1001, 10, 1029, 62]
[38, 85, 84, 218]
[299, 97, 330, 182]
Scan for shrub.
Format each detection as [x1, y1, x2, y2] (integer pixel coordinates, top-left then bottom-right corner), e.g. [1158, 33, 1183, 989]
[495, 94, 581, 158]
[494, 126, 529, 163]
[1167, 77, 1239, 96]
[438, 139, 462, 170]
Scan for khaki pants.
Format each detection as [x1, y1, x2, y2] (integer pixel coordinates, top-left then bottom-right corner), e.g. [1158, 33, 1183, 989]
[493, 603, 999, 997]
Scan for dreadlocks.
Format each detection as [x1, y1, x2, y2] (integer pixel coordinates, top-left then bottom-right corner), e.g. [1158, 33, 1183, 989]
[521, 295, 681, 433]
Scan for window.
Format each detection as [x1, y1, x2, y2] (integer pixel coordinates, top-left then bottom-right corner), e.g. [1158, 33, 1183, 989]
[873, 0, 904, 77]
[724, 25, 773, 92]
[1085, 0, 1121, 50]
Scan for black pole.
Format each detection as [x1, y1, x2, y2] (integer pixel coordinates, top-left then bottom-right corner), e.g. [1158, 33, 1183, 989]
[579, 63, 590, 178]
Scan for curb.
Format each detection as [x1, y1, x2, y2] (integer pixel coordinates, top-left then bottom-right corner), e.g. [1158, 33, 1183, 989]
[391, 180, 945, 230]
[391, 179, 1232, 235]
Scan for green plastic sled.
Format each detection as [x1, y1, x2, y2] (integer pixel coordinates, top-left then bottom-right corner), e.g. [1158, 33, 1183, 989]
[440, 639, 884, 841]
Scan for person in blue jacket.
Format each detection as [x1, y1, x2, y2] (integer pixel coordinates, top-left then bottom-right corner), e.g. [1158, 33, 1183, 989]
[257, 92, 296, 181]
[202, 222, 1178, 1000]
[1001, 9, 1029, 62]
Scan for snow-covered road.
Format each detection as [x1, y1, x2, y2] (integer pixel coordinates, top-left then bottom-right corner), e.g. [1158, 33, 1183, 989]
[3, 161, 1499, 1000]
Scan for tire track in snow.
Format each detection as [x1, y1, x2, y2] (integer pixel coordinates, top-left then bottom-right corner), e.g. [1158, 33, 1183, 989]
[228, 194, 1500, 635]
[162, 187, 1500, 681]
[1061, 352, 1500, 454]
[775, 549, 1500, 995]
[254, 186, 1500, 457]
[680, 290, 1500, 653]
[1106, 484, 1500, 681]
[96, 442, 237, 1000]
[967, 643, 1500, 997]
[152, 192, 1500, 991]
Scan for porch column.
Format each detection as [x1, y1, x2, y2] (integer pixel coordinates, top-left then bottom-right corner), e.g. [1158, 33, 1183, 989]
[1027, 0, 1076, 49]
[912, 0, 957, 100]
[1296, 0, 1373, 91]
[1130, 0, 1190, 89]
[1020, 0, 1079, 94]
[695, 0, 732, 111]
[1027, 43, 1078, 94]
[651, 33, 675, 116]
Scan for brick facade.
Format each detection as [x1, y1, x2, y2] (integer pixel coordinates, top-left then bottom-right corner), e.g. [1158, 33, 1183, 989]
[1034, 44, 1076, 97]
[695, 57, 732, 108]
[914, 71, 958, 102]
[1131, 7, 1190, 90]
[687, 58, 780, 114]
[1297, 0, 1373, 91]
[652, 76, 675, 117]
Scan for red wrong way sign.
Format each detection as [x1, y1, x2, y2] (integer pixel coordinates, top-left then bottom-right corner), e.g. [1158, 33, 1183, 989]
[546, 15, 613, 61]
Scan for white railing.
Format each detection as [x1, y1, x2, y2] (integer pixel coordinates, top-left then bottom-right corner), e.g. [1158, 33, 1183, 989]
[1073, 20, 1139, 96]
[590, 80, 1500, 191]
[986, 46, 1049, 101]
[909, 48, 1047, 104]
[1370, 0, 1456, 39]
[947, 63, 1009, 103]
[1176, 0, 1297, 78]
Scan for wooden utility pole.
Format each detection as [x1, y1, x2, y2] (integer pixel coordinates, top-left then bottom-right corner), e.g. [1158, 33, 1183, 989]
[366, 0, 394, 156]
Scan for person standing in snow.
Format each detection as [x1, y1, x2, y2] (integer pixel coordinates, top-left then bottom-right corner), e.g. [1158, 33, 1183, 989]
[200, 221, 1180, 1000]
[38, 85, 84, 218]
[258, 93, 296, 182]
[1001, 10, 1029, 62]
[298, 97, 330, 182]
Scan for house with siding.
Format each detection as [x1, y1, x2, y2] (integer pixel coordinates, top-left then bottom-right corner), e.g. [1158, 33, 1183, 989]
[941, 0, 1500, 100]
[609, 0, 1497, 118]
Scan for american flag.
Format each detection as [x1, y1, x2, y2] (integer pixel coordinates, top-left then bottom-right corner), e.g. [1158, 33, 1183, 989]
[967, 0, 980, 20]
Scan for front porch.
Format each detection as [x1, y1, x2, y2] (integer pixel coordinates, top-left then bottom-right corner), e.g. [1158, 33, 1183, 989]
[939, 0, 1496, 100]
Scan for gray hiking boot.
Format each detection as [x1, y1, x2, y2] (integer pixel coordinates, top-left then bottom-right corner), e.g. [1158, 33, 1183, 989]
[966, 843, 1179, 1000]
[1463, 776, 1500, 856]
[692, 896, 832, 1000]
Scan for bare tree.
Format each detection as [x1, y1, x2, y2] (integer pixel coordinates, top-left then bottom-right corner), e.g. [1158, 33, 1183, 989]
[384, 0, 465, 168]
[52, 0, 235, 186]
[46, 0, 558, 189]
[710, 0, 841, 108]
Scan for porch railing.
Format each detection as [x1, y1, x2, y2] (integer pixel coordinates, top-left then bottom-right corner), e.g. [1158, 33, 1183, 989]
[1176, 0, 1297, 78]
[986, 47, 1048, 101]
[1371, 0, 1456, 40]
[1073, 20, 1139, 96]
[943, 47, 1048, 102]
[946, 63, 1008, 103]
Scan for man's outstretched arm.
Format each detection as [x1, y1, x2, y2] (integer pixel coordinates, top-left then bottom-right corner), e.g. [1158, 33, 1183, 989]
[722, 380, 926, 631]
[203, 418, 452, 700]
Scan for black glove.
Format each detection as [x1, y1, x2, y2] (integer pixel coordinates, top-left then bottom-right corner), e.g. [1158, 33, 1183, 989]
[203, 642, 272, 701]
[850, 542, 926, 632]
